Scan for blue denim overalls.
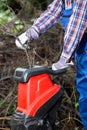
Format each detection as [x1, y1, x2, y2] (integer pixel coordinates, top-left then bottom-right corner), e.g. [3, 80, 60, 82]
[61, 1, 87, 129]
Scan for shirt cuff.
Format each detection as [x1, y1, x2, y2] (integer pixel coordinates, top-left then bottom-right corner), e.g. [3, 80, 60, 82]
[26, 26, 40, 40]
[32, 25, 40, 34]
[61, 51, 71, 61]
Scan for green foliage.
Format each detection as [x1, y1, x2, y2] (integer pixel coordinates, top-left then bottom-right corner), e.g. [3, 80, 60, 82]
[0, 99, 4, 105]
[0, 10, 14, 24]
[11, 19, 24, 33]
[75, 102, 79, 109]
[0, 0, 7, 10]
[0, 0, 52, 34]
[8, 102, 17, 115]
[0, 0, 14, 24]
[0, 0, 25, 33]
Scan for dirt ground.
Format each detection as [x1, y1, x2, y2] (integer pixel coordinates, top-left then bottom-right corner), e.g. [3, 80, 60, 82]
[0, 25, 84, 130]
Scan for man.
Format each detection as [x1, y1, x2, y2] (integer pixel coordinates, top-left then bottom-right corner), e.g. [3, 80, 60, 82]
[15, 0, 87, 129]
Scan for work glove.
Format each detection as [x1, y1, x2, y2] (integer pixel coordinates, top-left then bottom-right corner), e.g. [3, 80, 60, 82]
[15, 27, 39, 50]
[52, 57, 74, 70]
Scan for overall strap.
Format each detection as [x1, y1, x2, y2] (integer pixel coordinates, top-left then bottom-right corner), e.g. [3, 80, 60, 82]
[62, 0, 73, 10]
[65, 0, 72, 10]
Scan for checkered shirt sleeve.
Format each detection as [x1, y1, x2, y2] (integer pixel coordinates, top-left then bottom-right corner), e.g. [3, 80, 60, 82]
[32, 0, 63, 34]
[61, 0, 87, 59]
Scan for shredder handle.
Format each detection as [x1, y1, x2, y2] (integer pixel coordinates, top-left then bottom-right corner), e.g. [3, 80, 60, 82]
[13, 67, 66, 83]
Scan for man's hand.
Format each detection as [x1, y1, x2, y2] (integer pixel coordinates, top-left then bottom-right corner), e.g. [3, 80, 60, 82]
[52, 57, 74, 70]
[15, 28, 39, 50]
[15, 32, 31, 50]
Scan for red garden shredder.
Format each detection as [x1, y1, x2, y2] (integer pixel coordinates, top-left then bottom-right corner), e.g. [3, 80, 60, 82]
[10, 67, 65, 130]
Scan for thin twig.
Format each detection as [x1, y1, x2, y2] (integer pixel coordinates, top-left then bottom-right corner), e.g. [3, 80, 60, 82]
[0, 128, 10, 130]
[33, 48, 44, 61]
[0, 116, 11, 120]
[0, 76, 12, 82]
[0, 85, 15, 107]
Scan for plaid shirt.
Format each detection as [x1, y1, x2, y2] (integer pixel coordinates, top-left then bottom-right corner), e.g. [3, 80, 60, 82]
[32, 0, 87, 60]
